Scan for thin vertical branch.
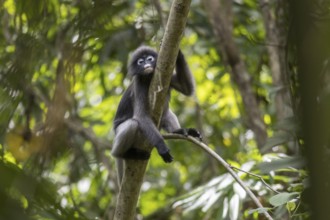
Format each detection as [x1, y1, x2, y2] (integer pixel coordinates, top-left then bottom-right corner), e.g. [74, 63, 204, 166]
[113, 1, 192, 219]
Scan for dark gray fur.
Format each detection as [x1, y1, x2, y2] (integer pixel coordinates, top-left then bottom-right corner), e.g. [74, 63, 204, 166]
[111, 46, 198, 184]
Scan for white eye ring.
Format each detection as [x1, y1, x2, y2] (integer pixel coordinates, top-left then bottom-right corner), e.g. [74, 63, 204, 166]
[137, 58, 144, 65]
[146, 55, 154, 62]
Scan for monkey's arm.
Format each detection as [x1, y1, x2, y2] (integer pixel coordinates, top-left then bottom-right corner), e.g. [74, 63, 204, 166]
[134, 115, 173, 162]
[133, 81, 173, 162]
[113, 86, 134, 129]
[170, 50, 195, 96]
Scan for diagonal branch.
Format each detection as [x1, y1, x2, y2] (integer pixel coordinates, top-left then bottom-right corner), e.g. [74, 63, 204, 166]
[163, 134, 274, 220]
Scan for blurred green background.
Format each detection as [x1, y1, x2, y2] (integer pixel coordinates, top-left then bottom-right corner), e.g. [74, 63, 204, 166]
[1, 0, 329, 219]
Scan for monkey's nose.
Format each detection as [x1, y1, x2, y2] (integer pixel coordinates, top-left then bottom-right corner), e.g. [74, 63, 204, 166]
[144, 63, 152, 69]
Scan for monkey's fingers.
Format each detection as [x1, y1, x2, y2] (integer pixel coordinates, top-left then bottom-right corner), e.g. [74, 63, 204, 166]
[160, 152, 174, 163]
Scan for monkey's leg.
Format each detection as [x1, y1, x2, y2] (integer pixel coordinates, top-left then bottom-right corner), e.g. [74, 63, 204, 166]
[112, 119, 150, 160]
[161, 109, 181, 132]
[186, 128, 203, 141]
[172, 128, 203, 141]
[162, 109, 203, 141]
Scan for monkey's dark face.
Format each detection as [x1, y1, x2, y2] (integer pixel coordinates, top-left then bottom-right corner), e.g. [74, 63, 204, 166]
[135, 54, 156, 75]
[136, 54, 156, 75]
[128, 46, 158, 76]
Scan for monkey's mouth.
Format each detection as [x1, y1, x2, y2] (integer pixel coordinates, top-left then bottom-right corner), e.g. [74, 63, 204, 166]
[143, 66, 154, 74]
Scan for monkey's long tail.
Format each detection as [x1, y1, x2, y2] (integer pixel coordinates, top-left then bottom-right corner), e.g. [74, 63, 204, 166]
[116, 158, 124, 186]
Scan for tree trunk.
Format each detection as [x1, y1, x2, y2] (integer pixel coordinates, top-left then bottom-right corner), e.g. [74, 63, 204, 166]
[292, 0, 330, 219]
[260, 0, 293, 121]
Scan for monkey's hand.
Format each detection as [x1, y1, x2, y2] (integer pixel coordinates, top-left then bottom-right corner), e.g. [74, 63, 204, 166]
[159, 150, 174, 163]
[172, 128, 203, 141]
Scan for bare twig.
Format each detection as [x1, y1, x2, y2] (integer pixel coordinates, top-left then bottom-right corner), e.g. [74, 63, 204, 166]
[163, 133, 274, 220]
[230, 166, 280, 194]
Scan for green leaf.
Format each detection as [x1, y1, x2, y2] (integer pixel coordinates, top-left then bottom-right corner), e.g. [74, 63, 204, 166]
[269, 192, 299, 207]
[286, 201, 297, 211]
[248, 207, 271, 215]
[263, 132, 292, 150]
[258, 156, 305, 173]
[274, 116, 299, 132]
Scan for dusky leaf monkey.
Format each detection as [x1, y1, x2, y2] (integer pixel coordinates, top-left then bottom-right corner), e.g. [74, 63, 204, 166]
[111, 46, 201, 183]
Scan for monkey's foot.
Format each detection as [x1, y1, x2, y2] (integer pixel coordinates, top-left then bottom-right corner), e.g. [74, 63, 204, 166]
[160, 151, 173, 163]
[123, 148, 150, 160]
[172, 128, 203, 141]
[187, 128, 203, 141]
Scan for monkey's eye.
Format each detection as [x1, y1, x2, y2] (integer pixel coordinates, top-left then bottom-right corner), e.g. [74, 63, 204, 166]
[146, 55, 155, 62]
[137, 58, 144, 65]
